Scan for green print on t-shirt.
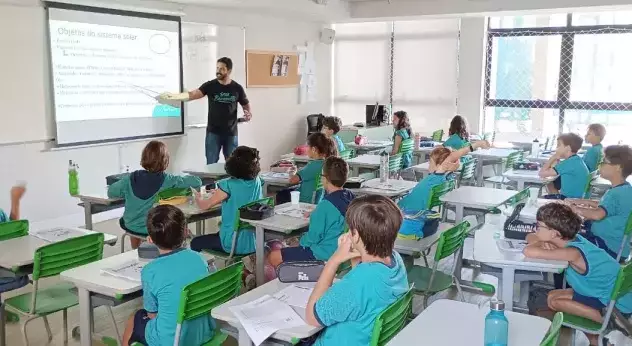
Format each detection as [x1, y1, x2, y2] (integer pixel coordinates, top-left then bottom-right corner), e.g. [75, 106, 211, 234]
[213, 92, 237, 104]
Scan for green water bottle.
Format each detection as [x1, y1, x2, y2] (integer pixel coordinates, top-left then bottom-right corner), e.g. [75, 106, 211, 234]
[68, 160, 79, 196]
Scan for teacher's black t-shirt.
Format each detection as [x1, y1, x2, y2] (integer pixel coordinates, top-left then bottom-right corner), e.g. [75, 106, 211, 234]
[199, 79, 248, 136]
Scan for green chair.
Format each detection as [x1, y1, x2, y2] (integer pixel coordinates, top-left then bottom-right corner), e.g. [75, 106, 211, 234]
[388, 154, 403, 173]
[614, 212, 632, 263]
[426, 180, 456, 220]
[313, 173, 324, 203]
[398, 139, 415, 169]
[583, 170, 600, 199]
[5, 233, 106, 346]
[485, 151, 524, 189]
[407, 221, 470, 309]
[539, 312, 563, 346]
[368, 289, 413, 346]
[431, 129, 444, 142]
[457, 157, 478, 187]
[548, 135, 557, 151]
[563, 262, 632, 346]
[155, 187, 192, 203]
[0, 220, 28, 242]
[340, 149, 354, 160]
[132, 262, 243, 346]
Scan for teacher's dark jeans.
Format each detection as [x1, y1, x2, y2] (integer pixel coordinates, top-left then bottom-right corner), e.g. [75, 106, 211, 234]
[205, 132, 238, 164]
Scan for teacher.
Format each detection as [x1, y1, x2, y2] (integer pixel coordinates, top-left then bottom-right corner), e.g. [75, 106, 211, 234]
[158, 57, 252, 164]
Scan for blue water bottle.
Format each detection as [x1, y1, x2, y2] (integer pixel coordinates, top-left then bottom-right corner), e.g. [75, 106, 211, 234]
[484, 300, 508, 346]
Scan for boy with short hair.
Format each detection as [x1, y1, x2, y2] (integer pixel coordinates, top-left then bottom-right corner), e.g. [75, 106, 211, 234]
[567, 145, 632, 259]
[539, 133, 590, 199]
[269, 157, 355, 266]
[304, 195, 409, 346]
[523, 203, 632, 345]
[584, 124, 606, 173]
[321, 116, 345, 153]
[0, 185, 26, 222]
[123, 205, 214, 346]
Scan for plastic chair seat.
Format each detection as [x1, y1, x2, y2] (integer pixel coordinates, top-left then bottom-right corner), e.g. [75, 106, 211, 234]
[5, 282, 77, 315]
[563, 313, 602, 332]
[407, 265, 453, 294]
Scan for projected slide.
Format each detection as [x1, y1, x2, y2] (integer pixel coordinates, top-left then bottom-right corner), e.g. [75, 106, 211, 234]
[48, 5, 183, 145]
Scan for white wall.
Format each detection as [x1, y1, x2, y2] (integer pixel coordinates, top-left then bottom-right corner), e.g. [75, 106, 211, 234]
[0, 2, 331, 225]
[456, 17, 487, 134]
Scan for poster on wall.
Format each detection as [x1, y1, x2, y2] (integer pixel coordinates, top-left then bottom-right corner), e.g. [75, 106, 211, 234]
[271, 55, 282, 76]
[281, 55, 290, 76]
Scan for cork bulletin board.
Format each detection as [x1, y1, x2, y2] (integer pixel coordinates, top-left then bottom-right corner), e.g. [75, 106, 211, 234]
[246, 50, 300, 88]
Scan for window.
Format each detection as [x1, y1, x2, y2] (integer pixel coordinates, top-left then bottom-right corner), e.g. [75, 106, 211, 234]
[484, 11, 632, 144]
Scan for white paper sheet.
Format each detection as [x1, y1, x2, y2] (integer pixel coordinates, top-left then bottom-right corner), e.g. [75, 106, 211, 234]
[275, 206, 311, 219]
[31, 227, 86, 243]
[229, 295, 306, 346]
[101, 259, 144, 282]
[273, 284, 314, 309]
[261, 172, 290, 179]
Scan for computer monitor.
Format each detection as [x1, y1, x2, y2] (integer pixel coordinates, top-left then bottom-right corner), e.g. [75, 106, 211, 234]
[366, 103, 385, 127]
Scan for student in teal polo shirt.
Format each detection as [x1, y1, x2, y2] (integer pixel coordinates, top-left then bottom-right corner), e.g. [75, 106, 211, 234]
[567, 145, 632, 259]
[268, 157, 355, 268]
[539, 133, 589, 199]
[289, 133, 337, 204]
[583, 123, 606, 172]
[524, 203, 632, 346]
[389, 111, 413, 169]
[398, 140, 490, 239]
[0, 184, 26, 223]
[303, 195, 408, 346]
[123, 205, 214, 346]
[321, 116, 346, 154]
[108, 141, 202, 249]
[443, 115, 470, 150]
[190, 146, 263, 255]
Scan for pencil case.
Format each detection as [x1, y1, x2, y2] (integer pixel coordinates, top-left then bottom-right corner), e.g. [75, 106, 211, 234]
[277, 261, 325, 283]
[239, 203, 274, 220]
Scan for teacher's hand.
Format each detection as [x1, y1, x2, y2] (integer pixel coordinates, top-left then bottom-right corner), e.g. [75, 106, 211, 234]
[243, 109, 252, 121]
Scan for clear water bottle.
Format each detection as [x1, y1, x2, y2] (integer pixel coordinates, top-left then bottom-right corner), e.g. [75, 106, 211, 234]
[531, 138, 540, 157]
[379, 151, 389, 183]
[484, 300, 508, 346]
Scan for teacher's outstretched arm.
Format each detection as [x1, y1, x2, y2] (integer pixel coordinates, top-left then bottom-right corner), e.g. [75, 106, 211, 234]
[157, 89, 205, 102]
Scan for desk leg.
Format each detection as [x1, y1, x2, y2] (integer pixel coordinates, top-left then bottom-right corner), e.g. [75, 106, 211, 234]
[255, 226, 265, 287]
[352, 166, 359, 177]
[0, 299, 5, 346]
[518, 181, 525, 190]
[84, 201, 93, 230]
[78, 288, 93, 346]
[501, 267, 515, 311]
[263, 183, 270, 197]
[475, 159, 484, 186]
[238, 327, 253, 346]
[455, 205, 464, 223]
[195, 221, 202, 237]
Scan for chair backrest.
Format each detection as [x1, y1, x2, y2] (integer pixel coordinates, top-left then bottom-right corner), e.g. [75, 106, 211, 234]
[426, 180, 456, 211]
[33, 233, 104, 281]
[388, 154, 403, 172]
[0, 220, 29, 241]
[306, 114, 324, 132]
[459, 157, 477, 184]
[174, 262, 243, 345]
[598, 262, 632, 333]
[340, 149, 354, 160]
[504, 151, 523, 172]
[369, 289, 413, 346]
[583, 170, 600, 198]
[433, 220, 470, 262]
[616, 213, 632, 263]
[431, 129, 444, 142]
[548, 135, 557, 150]
[398, 139, 415, 155]
[539, 312, 563, 346]
[155, 187, 192, 203]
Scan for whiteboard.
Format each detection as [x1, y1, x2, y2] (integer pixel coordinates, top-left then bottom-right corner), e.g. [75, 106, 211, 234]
[182, 22, 245, 126]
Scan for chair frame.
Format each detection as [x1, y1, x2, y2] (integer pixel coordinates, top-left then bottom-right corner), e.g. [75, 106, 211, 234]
[457, 157, 478, 188]
[540, 312, 563, 346]
[431, 129, 444, 142]
[368, 289, 413, 346]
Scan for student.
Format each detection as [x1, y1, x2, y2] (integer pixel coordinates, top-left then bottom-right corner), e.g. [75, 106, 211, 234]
[123, 205, 214, 346]
[397, 140, 490, 239]
[321, 116, 345, 154]
[583, 123, 606, 173]
[566, 145, 632, 260]
[390, 111, 413, 169]
[269, 157, 355, 267]
[108, 141, 202, 249]
[538, 133, 589, 199]
[190, 146, 262, 255]
[523, 203, 632, 345]
[303, 195, 408, 346]
[443, 115, 470, 150]
[289, 133, 338, 204]
[0, 185, 26, 222]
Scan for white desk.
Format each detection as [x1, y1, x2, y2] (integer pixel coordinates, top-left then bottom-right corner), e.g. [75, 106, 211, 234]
[345, 140, 393, 154]
[471, 148, 519, 186]
[0, 229, 117, 270]
[351, 178, 417, 198]
[394, 223, 452, 256]
[411, 161, 462, 180]
[212, 279, 321, 346]
[175, 202, 222, 236]
[387, 299, 551, 346]
[183, 163, 229, 180]
[591, 176, 632, 189]
[61, 250, 214, 346]
[413, 142, 442, 164]
[346, 154, 381, 176]
[503, 169, 557, 190]
[474, 224, 567, 311]
[280, 153, 311, 164]
[526, 154, 553, 164]
[260, 172, 297, 195]
[241, 203, 312, 286]
[440, 186, 519, 222]
[76, 193, 123, 230]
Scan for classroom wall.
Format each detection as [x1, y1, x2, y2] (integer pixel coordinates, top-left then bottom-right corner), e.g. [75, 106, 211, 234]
[0, 2, 332, 225]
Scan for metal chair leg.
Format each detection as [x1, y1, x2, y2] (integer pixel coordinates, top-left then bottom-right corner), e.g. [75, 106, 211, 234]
[454, 277, 466, 302]
[106, 306, 122, 344]
[43, 316, 53, 341]
[63, 309, 68, 345]
[120, 233, 128, 253]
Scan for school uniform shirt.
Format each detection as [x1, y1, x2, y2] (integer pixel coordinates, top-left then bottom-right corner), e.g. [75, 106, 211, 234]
[333, 135, 345, 154]
[553, 154, 590, 198]
[313, 251, 409, 346]
[217, 177, 263, 255]
[590, 182, 632, 258]
[0, 209, 7, 223]
[443, 134, 468, 150]
[141, 248, 214, 346]
[565, 235, 632, 313]
[299, 189, 355, 261]
[297, 159, 325, 204]
[397, 173, 449, 239]
[583, 144, 603, 173]
[394, 129, 412, 169]
[107, 171, 202, 235]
